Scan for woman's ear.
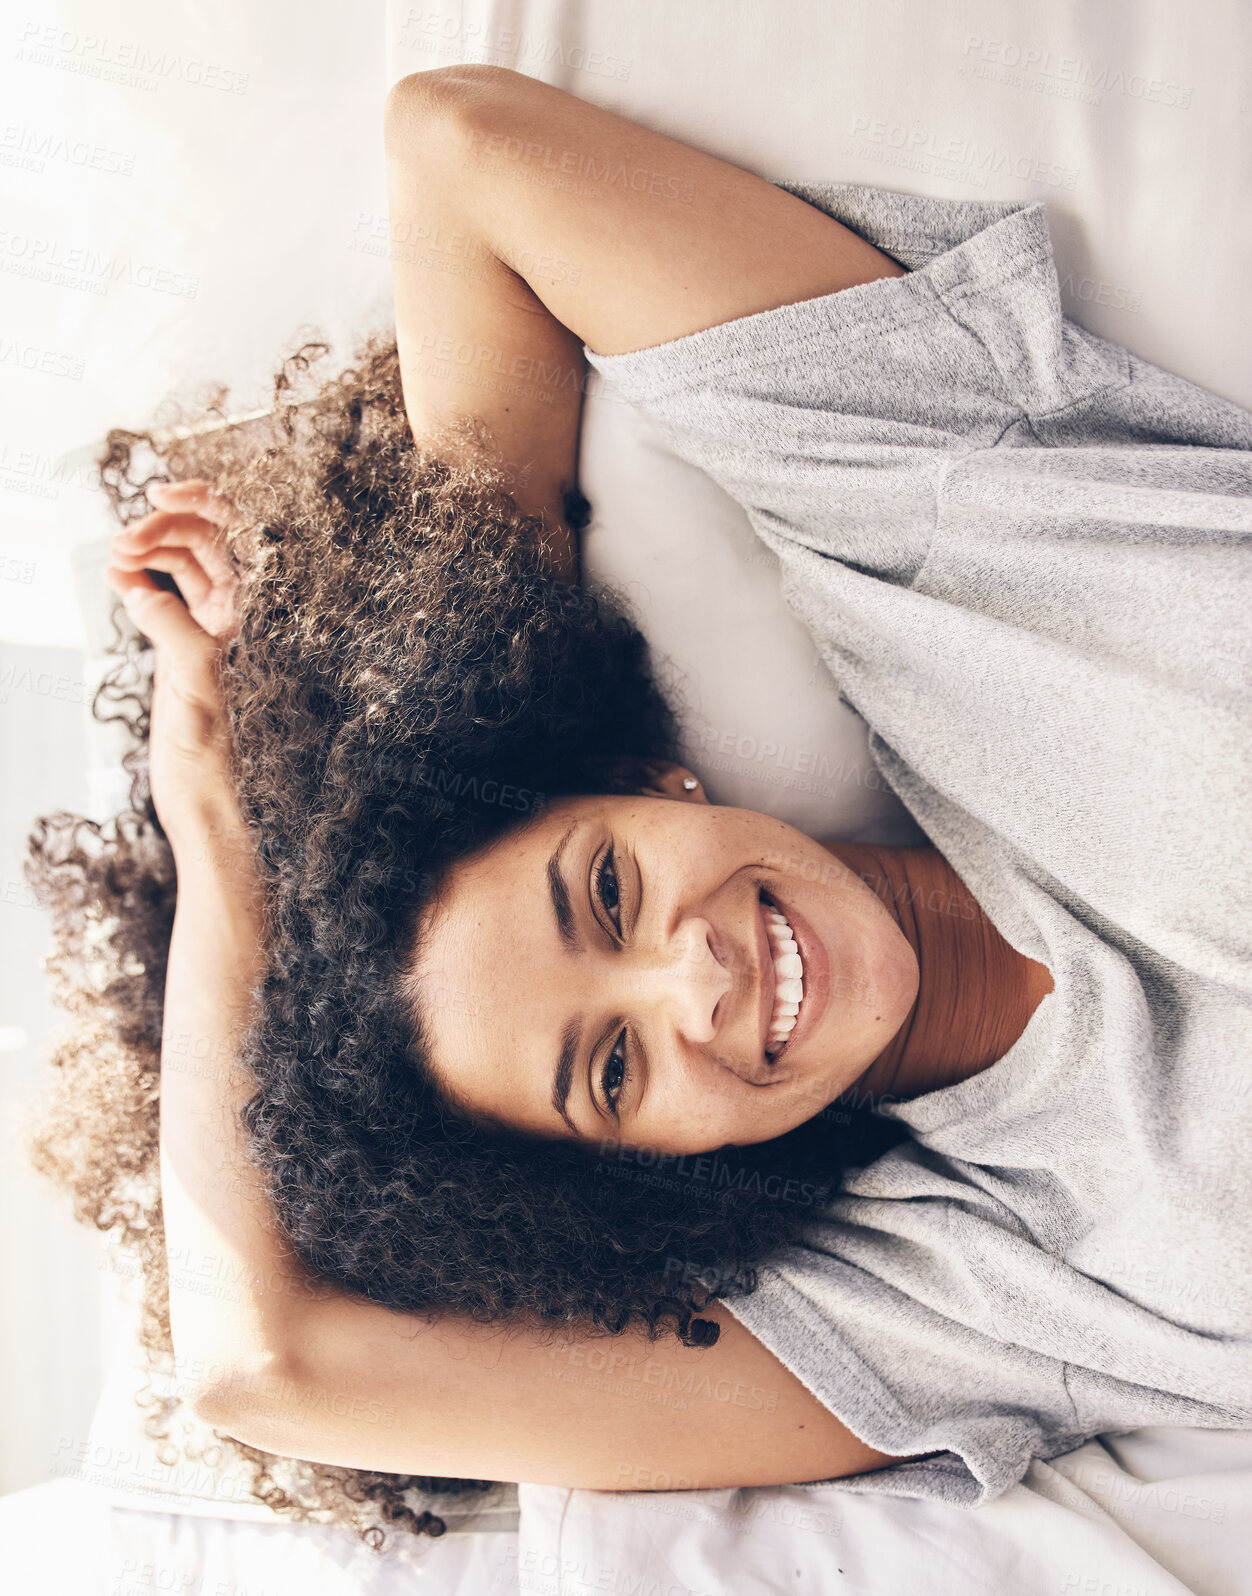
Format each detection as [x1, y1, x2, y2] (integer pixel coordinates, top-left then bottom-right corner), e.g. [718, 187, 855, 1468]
[634, 760, 709, 804]
[581, 755, 709, 802]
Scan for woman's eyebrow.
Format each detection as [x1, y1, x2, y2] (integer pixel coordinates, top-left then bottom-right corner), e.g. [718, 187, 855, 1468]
[552, 1015, 581, 1135]
[548, 819, 584, 1134]
[546, 820, 582, 953]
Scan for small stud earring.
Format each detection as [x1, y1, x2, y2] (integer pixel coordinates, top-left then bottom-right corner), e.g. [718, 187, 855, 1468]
[682, 777, 699, 791]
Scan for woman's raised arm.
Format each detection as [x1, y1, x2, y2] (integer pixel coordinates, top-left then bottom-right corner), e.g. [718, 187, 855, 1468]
[200, 1275, 911, 1491]
[383, 65, 907, 581]
[103, 535, 330, 1401]
[384, 70, 590, 580]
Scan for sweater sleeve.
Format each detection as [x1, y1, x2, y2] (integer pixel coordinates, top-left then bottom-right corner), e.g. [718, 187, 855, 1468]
[583, 184, 1130, 589]
[720, 1136, 1251, 1508]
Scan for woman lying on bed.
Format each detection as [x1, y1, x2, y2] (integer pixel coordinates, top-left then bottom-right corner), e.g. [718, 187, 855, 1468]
[31, 64, 1252, 1539]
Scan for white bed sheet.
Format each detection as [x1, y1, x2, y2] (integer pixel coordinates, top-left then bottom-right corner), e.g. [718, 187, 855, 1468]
[0, 1479, 520, 1596]
[517, 1429, 1252, 1596]
[7, 1429, 1252, 1596]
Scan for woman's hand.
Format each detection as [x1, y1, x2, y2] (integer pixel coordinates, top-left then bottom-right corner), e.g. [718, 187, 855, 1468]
[105, 482, 247, 858]
[109, 479, 242, 641]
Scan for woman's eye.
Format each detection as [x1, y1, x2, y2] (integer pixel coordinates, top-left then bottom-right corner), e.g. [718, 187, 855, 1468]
[595, 847, 622, 931]
[601, 1032, 630, 1115]
[594, 850, 631, 1115]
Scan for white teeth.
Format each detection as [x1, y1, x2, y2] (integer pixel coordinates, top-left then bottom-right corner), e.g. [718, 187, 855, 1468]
[766, 1008, 798, 1046]
[763, 898, 805, 1052]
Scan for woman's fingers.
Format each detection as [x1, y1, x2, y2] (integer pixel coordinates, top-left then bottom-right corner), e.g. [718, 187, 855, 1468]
[105, 564, 218, 662]
[118, 507, 228, 552]
[111, 546, 213, 611]
[116, 509, 216, 548]
[114, 509, 239, 589]
[147, 478, 237, 529]
[111, 521, 218, 567]
[103, 558, 238, 852]
[105, 564, 160, 603]
[109, 483, 242, 643]
[108, 527, 240, 639]
[148, 477, 210, 502]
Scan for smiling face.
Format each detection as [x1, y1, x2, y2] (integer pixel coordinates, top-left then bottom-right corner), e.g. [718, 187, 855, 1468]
[404, 770, 919, 1155]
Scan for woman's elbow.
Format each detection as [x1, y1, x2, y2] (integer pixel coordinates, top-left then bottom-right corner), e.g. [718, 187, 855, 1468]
[384, 63, 526, 147]
[186, 1349, 294, 1452]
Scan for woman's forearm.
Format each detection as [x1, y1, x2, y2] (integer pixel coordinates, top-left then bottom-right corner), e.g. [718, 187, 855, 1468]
[384, 69, 587, 583]
[160, 809, 329, 1410]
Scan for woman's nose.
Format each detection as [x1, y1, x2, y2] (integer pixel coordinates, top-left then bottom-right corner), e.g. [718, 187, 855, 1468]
[615, 917, 732, 1040]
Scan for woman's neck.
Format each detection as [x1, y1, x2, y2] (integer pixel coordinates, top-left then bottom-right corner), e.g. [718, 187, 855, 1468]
[823, 844, 1054, 1106]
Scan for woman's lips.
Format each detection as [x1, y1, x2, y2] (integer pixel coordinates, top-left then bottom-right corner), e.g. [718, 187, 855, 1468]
[762, 888, 831, 1062]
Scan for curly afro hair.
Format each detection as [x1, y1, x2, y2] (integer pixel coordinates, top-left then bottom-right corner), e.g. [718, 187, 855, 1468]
[24, 331, 903, 1549]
